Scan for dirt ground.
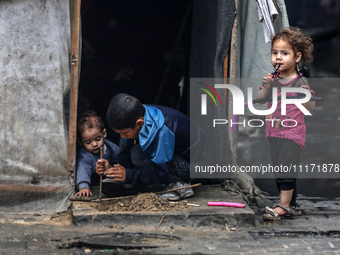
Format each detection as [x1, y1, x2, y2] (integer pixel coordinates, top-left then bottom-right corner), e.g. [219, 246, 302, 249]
[33, 193, 190, 228]
[91, 193, 190, 212]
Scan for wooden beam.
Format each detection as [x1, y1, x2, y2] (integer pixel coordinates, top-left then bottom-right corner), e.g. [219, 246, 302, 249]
[0, 184, 72, 193]
[67, 0, 81, 172]
[227, 0, 238, 166]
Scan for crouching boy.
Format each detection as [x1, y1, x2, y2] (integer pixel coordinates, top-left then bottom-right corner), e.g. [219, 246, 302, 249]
[97, 93, 207, 200]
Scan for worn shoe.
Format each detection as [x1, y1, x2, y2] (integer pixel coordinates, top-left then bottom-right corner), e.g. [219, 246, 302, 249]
[263, 203, 301, 221]
[158, 190, 181, 201]
[158, 181, 194, 201]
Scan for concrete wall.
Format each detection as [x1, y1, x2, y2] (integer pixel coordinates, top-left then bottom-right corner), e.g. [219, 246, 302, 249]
[0, 0, 73, 213]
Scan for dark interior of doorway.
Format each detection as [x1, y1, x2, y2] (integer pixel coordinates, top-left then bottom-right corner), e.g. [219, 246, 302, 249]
[78, 0, 192, 143]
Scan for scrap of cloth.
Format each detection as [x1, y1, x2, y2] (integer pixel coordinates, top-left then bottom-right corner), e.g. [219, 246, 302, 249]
[256, 0, 279, 43]
[235, 0, 289, 81]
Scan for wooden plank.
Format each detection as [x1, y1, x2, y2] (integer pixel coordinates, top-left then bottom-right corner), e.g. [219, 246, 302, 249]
[0, 183, 72, 193]
[67, 0, 82, 172]
[227, 0, 238, 166]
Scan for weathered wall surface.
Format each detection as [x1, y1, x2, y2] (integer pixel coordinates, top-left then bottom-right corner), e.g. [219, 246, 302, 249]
[0, 0, 72, 212]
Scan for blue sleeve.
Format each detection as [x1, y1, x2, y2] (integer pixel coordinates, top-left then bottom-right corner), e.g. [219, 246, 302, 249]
[124, 163, 169, 187]
[104, 139, 120, 166]
[117, 138, 136, 169]
[76, 149, 94, 190]
[117, 138, 169, 187]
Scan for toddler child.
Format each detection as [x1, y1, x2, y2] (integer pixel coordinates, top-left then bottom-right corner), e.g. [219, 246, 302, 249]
[257, 27, 315, 220]
[75, 110, 119, 197]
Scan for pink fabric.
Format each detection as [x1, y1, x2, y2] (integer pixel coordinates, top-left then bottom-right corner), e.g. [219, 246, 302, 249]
[208, 202, 245, 208]
[264, 75, 309, 148]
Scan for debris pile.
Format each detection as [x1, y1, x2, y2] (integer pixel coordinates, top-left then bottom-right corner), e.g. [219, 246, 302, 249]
[92, 193, 189, 212]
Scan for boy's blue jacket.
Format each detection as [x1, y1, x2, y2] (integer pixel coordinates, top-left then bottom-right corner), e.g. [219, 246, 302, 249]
[139, 105, 175, 164]
[76, 139, 119, 191]
[119, 105, 207, 187]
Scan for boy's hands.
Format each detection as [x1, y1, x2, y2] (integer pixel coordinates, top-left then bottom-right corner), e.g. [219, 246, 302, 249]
[104, 164, 126, 183]
[96, 159, 110, 176]
[95, 159, 126, 182]
[75, 188, 92, 197]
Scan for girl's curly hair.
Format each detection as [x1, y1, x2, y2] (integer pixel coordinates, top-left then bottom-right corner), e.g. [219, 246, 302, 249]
[271, 27, 314, 68]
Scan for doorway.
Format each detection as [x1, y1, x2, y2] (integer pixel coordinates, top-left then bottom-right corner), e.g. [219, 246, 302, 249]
[78, 0, 192, 143]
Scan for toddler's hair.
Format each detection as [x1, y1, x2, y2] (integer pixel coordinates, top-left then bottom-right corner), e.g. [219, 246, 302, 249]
[272, 27, 314, 68]
[77, 110, 105, 136]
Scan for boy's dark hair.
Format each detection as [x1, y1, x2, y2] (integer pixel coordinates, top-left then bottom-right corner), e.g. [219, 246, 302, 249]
[77, 110, 105, 137]
[106, 93, 145, 130]
[271, 27, 314, 68]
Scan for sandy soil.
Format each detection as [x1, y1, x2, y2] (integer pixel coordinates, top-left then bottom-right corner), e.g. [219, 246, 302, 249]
[90, 193, 190, 212]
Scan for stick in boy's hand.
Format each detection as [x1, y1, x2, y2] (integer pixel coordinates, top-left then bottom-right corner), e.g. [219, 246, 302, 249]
[95, 155, 110, 202]
[100, 147, 103, 202]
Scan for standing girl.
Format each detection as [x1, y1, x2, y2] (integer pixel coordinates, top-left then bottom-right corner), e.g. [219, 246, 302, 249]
[257, 27, 315, 220]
